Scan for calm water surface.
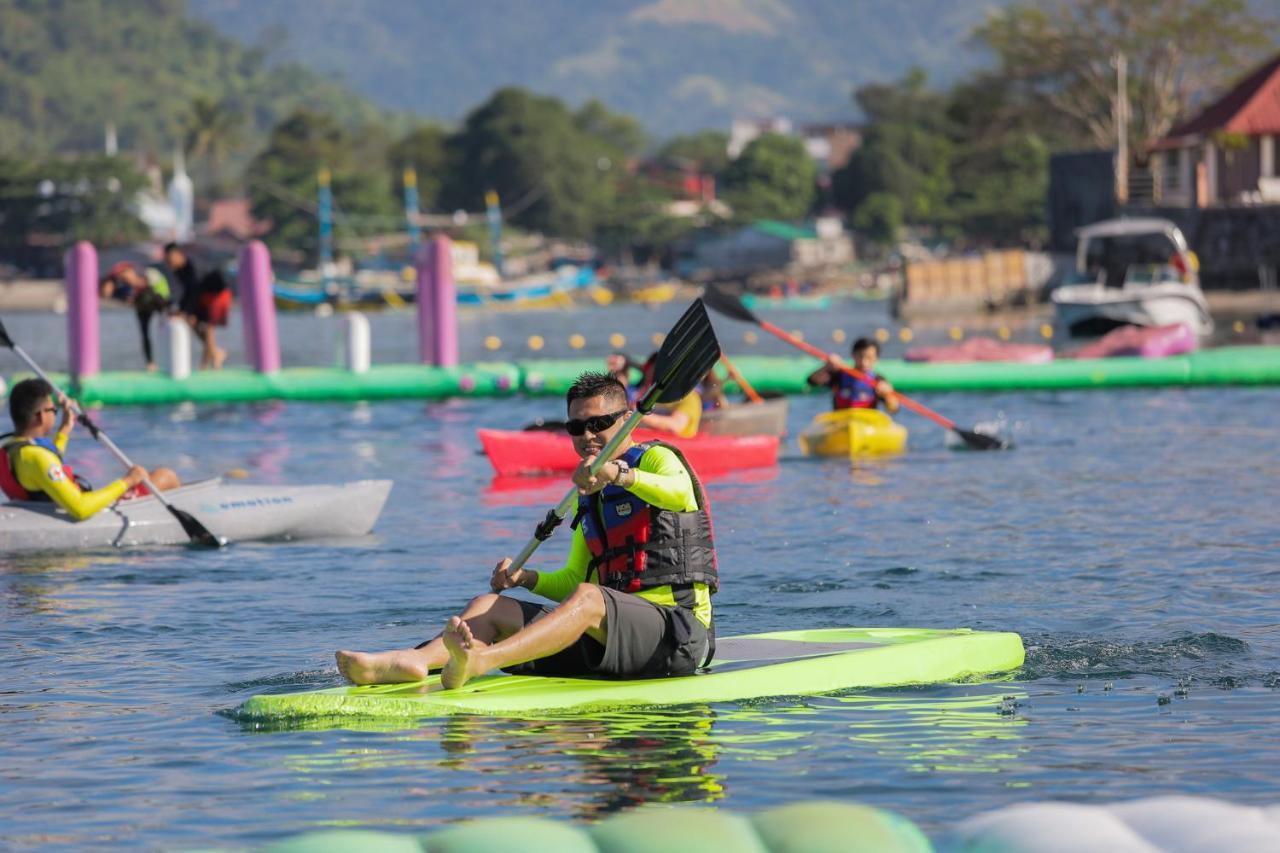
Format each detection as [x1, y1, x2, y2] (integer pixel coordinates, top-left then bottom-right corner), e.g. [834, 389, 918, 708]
[2, 306, 1277, 849]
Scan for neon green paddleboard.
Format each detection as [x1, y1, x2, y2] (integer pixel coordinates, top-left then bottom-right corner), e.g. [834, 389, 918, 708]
[234, 627, 1024, 721]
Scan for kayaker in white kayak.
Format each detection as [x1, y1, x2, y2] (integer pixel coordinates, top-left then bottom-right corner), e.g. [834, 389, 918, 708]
[807, 337, 900, 413]
[1, 378, 181, 518]
[337, 371, 718, 689]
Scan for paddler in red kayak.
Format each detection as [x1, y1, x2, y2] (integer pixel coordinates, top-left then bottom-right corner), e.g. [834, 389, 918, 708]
[806, 337, 900, 413]
[337, 371, 718, 689]
[1, 378, 181, 518]
[629, 351, 709, 438]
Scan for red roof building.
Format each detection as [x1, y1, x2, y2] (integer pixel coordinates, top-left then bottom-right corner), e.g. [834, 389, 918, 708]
[1151, 52, 1280, 207]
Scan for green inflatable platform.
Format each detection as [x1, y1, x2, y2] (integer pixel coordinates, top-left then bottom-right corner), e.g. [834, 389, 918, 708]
[234, 627, 1024, 721]
[8, 347, 1277, 405]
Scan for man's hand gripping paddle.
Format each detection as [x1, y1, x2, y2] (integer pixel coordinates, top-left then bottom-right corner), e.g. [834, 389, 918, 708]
[502, 299, 721, 581]
[0, 317, 226, 547]
[702, 289, 1010, 450]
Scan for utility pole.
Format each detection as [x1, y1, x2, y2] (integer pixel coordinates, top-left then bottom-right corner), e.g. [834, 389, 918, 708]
[1114, 51, 1129, 205]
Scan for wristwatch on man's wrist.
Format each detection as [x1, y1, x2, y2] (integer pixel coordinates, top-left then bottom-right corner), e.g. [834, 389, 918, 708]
[613, 459, 631, 485]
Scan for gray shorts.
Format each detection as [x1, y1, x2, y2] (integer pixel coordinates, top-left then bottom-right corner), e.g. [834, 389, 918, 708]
[506, 586, 709, 679]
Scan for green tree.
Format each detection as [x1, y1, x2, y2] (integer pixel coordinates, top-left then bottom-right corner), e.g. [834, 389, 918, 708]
[441, 88, 612, 239]
[387, 124, 449, 211]
[183, 95, 243, 194]
[851, 192, 902, 247]
[720, 133, 816, 223]
[574, 99, 647, 159]
[946, 73, 1049, 244]
[974, 0, 1278, 150]
[0, 154, 148, 260]
[832, 69, 954, 226]
[657, 131, 731, 176]
[593, 176, 703, 264]
[245, 110, 397, 263]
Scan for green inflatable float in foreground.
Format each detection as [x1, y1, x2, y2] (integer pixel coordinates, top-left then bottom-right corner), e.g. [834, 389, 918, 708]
[258, 801, 930, 853]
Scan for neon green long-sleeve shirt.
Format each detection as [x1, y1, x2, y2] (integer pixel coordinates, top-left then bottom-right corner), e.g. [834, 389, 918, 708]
[532, 443, 713, 627]
[4, 433, 128, 520]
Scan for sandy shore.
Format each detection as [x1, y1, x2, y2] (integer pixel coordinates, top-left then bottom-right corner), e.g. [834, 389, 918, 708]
[0, 280, 67, 312]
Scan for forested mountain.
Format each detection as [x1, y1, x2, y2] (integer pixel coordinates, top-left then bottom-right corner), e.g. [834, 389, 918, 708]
[188, 0, 999, 135]
[0, 0, 383, 157]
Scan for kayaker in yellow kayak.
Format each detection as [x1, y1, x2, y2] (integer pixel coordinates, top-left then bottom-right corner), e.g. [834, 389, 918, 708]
[336, 371, 718, 689]
[1, 378, 181, 518]
[807, 337, 900, 413]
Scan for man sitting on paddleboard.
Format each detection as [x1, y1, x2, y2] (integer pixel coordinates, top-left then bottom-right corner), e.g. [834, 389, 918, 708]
[1, 378, 181, 518]
[807, 337, 900, 413]
[337, 371, 717, 689]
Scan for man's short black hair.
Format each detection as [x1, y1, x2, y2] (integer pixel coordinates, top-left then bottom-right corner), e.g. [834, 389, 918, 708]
[851, 337, 879, 357]
[162, 242, 180, 255]
[8, 377, 54, 430]
[566, 371, 629, 410]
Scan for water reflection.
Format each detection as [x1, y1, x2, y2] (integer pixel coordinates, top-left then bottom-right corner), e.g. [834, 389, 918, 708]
[240, 688, 1026, 823]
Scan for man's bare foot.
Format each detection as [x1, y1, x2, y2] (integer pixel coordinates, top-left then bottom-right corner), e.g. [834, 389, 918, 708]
[440, 616, 484, 690]
[212, 347, 227, 370]
[335, 649, 427, 685]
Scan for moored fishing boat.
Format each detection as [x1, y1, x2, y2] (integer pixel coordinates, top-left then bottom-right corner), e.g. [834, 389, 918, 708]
[798, 408, 908, 458]
[0, 477, 393, 552]
[741, 293, 833, 311]
[477, 428, 779, 476]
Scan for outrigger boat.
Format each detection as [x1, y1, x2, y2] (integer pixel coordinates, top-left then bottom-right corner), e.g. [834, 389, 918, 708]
[0, 478, 392, 552]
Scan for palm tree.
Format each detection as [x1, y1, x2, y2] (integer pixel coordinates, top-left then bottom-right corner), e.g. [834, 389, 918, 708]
[183, 96, 242, 194]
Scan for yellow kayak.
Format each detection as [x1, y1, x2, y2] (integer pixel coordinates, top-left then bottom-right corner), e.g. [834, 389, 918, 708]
[798, 408, 908, 458]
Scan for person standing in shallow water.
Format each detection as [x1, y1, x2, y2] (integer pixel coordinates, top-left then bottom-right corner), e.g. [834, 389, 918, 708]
[163, 243, 228, 370]
[100, 262, 171, 372]
[337, 371, 718, 690]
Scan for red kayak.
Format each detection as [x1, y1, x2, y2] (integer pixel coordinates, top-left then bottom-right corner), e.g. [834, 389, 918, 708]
[478, 429, 780, 477]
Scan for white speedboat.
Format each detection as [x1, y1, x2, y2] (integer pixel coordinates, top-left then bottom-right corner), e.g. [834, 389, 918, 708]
[1051, 218, 1213, 338]
[0, 477, 392, 552]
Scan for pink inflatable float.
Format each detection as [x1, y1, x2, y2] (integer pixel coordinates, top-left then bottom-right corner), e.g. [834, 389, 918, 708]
[905, 337, 1054, 364]
[1072, 323, 1199, 359]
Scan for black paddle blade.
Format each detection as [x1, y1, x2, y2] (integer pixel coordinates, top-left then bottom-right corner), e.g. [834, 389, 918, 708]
[171, 507, 227, 548]
[0, 317, 13, 348]
[954, 427, 1011, 451]
[701, 286, 759, 325]
[640, 299, 721, 411]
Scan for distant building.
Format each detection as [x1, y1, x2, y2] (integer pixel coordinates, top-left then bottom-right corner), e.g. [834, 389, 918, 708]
[675, 218, 853, 280]
[1150, 52, 1280, 207]
[728, 118, 862, 175]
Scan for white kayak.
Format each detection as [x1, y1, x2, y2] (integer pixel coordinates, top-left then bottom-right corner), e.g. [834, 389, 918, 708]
[0, 477, 393, 552]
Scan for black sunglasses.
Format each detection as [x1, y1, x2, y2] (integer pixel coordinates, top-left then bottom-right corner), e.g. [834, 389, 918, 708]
[565, 409, 629, 436]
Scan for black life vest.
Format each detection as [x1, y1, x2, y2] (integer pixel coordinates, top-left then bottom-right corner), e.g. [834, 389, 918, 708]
[1, 435, 90, 502]
[576, 441, 718, 594]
